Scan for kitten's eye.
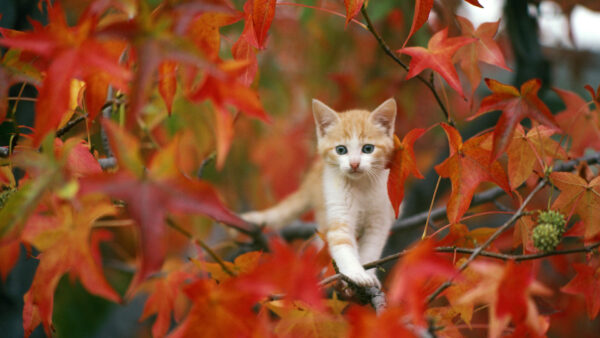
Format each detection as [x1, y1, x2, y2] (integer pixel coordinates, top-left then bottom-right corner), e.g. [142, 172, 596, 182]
[362, 144, 375, 154]
[335, 145, 348, 155]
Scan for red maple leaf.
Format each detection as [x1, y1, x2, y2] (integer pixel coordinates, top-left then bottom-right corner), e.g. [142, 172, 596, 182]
[0, 2, 130, 145]
[402, 0, 433, 48]
[550, 172, 600, 239]
[561, 263, 600, 319]
[387, 129, 426, 218]
[554, 87, 600, 157]
[470, 78, 560, 160]
[434, 123, 511, 223]
[187, 60, 271, 168]
[454, 16, 510, 96]
[79, 120, 247, 295]
[397, 28, 476, 97]
[235, 239, 326, 311]
[250, 0, 277, 49]
[343, 0, 365, 27]
[387, 239, 456, 326]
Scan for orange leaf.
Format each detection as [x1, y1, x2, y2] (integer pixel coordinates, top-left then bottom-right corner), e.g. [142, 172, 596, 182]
[454, 16, 510, 96]
[397, 28, 476, 97]
[506, 125, 566, 189]
[470, 78, 560, 161]
[554, 87, 600, 157]
[343, 0, 365, 27]
[21, 198, 120, 337]
[387, 129, 425, 218]
[158, 61, 177, 114]
[434, 123, 511, 223]
[561, 263, 600, 319]
[231, 34, 258, 86]
[251, 0, 277, 49]
[457, 261, 551, 338]
[141, 263, 198, 338]
[550, 172, 600, 239]
[402, 0, 434, 48]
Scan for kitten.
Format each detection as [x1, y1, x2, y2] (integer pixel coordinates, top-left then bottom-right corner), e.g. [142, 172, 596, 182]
[242, 98, 397, 288]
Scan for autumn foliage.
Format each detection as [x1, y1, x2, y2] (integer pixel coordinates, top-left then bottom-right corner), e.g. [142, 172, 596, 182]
[1, 0, 600, 337]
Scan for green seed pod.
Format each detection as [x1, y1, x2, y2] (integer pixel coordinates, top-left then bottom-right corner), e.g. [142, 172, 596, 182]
[532, 223, 561, 253]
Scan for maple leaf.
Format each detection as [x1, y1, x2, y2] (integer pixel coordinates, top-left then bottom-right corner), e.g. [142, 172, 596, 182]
[470, 78, 560, 160]
[266, 300, 348, 337]
[251, 0, 277, 49]
[141, 262, 199, 338]
[158, 61, 177, 114]
[402, 0, 434, 48]
[457, 261, 551, 338]
[231, 34, 258, 86]
[343, 0, 365, 27]
[554, 87, 600, 157]
[0, 2, 130, 145]
[168, 278, 270, 338]
[550, 172, 600, 239]
[434, 123, 511, 223]
[561, 263, 600, 319]
[186, 12, 243, 62]
[387, 129, 425, 218]
[387, 239, 456, 326]
[188, 60, 271, 168]
[235, 239, 326, 310]
[21, 197, 121, 337]
[506, 125, 566, 189]
[397, 28, 476, 98]
[454, 16, 510, 96]
[80, 122, 247, 295]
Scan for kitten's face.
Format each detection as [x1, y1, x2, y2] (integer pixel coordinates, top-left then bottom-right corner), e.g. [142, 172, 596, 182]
[313, 99, 396, 180]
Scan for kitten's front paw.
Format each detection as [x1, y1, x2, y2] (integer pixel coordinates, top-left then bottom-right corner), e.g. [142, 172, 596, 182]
[341, 268, 381, 289]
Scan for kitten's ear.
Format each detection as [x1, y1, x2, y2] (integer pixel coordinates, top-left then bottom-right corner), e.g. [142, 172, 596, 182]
[370, 98, 397, 136]
[312, 99, 339, 137]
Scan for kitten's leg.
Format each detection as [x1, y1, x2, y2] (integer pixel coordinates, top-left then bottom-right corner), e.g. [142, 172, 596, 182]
[327, 220, 380, 288]
[357, 217, 393, 281]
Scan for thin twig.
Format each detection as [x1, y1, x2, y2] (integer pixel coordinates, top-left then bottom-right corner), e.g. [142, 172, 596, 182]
[360, 5, 453, 125]
[166, 217, 236, 277]
[319, 241, 600, 286]
[56, 114, 87, 137]
[426, 178, 548, 303]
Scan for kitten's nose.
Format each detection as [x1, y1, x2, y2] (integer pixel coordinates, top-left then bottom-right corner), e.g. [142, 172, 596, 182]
[350, 162, 360, 170]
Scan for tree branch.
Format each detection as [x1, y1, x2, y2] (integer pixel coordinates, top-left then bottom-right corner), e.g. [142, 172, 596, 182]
[360, 5, 454, 125]
[392, 151, 600, 233]
[426, 178, 547, 303]
[320, 241, 600, 287]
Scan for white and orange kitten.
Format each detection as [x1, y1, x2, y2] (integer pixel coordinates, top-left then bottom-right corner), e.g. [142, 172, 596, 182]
[242, 98, 397, 288]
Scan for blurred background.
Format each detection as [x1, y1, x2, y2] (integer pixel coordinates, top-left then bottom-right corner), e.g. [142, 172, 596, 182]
[1, 0, 600, 336]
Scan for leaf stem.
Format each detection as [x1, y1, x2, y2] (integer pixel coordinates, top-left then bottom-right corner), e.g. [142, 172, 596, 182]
[360, 5, 454, 126]
[166, 217, 236, 277]
[277, 2, 368, 30]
